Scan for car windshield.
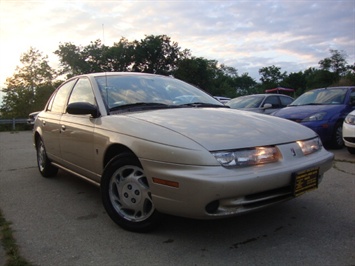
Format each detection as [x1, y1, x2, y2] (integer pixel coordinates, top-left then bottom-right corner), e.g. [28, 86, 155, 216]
[226, 95, 264, 108]
[95, 74, 223, 111]
[290, 88, 347, 106]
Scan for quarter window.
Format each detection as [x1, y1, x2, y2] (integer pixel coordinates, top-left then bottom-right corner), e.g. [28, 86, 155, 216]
[280, 96, 293, 107]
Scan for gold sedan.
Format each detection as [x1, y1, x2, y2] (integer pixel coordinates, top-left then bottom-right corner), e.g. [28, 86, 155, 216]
[34, 72, 334, 232]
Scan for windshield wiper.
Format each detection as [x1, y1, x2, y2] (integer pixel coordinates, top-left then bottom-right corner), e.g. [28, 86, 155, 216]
[178, 102, 229, 108]
[109, 102, 172, 112]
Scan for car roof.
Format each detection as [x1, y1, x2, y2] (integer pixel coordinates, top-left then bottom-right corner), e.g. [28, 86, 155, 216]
[79, 72, 166, 78]
[230, 94, 293, 100]
[310, 86, 355, 91]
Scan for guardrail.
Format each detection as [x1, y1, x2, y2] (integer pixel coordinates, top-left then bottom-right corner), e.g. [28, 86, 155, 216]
[0, 118, 28, 130]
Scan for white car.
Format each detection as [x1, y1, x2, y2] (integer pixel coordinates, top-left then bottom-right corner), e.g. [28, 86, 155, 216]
[213, 96, 231, 104]
[343, 110, 355, 154]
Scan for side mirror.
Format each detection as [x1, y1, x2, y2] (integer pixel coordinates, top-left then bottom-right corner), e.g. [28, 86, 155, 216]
[263, 103, 272, 109]
[66, 102, 100, 118]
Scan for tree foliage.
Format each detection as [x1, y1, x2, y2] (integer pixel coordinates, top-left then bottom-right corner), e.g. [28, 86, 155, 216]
[319, 49, 348, 76]
[1, 47, 57, 118]
[258, 65, 287, 91]
[1, 38, 354, 119]
[131, 35, 190, 75]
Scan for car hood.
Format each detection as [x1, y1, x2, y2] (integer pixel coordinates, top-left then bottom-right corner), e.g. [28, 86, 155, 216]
[126, 108, 316, 151]
[272, 105, 343, 120]
[233, 107, 263, 113]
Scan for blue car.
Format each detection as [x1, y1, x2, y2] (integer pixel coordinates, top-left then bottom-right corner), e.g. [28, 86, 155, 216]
[272, 86, 355, 148]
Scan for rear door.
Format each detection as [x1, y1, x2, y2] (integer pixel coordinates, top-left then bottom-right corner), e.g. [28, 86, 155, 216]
[38, 79, 77, 162]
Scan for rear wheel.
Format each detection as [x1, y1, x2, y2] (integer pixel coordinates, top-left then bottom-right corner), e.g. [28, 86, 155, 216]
[36, 137, 58, 177]
[101, 153, 160, 232]
[331, 122, 344, 149]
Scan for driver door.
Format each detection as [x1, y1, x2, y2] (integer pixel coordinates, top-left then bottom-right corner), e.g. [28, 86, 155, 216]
[59, 77, 98, 178]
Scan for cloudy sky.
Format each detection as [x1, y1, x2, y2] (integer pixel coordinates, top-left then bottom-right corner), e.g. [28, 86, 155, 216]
[0, 0, 354, 91]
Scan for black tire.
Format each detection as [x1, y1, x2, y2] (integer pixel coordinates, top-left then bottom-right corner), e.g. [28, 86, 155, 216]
[36, 137, 58, 177]
[331, 122, 344, 149]
[101, 153, 160, 232]
[347, 147, 355, 154]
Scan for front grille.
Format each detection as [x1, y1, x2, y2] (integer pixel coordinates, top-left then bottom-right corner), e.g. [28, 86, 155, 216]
[289, 119, 302, 123]
[205, 185, 294, 216]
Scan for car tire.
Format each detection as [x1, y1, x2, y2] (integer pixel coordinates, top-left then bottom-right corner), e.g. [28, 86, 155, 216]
[347, 147, 355, 154]
[36, 137, 58, 177]
[331, 122, 344, 149]
[101, 153, 160, 232]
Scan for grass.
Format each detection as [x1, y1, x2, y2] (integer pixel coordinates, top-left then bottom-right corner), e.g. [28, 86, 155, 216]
[0, 208, 32, 266]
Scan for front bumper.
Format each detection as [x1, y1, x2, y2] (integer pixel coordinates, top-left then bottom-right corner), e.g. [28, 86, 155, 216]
[300, 121, 333, 144]
[343, 122, 355, 148]
[140, 143, 334, 220]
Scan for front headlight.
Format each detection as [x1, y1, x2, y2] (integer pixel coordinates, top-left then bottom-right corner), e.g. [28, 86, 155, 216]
[302, 112, 326, 122]
[344, 114, 355, 125]
[297, 137, 322, 155]
[212, 146, 281, 168]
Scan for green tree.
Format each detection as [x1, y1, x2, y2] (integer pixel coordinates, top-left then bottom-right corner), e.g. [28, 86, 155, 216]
[54, 42, 88, 78]
[303, 67, 338, 89]
[282, 71, 307, 96]
[55, 40, 109, 77]
[105, 37, 135, 72]
[173, 57, 219, 94]
[259, 65, 287, 91]
[1, 47, 56, 118]
[319, 49, 348, 76]
[234, 73, 257, 96]
[132, 35, 190, 75]
[55, 35, 190, 77]
[82, 39, 109, 73]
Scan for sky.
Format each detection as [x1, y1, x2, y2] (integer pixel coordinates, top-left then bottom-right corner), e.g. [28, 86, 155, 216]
[0, 0, 354, 99]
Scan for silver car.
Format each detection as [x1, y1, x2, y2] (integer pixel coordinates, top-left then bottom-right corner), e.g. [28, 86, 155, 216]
[227, 94, 294, 114]
[33, 72, 333, 232]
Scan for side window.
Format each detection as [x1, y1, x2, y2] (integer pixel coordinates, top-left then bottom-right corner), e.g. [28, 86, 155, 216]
[350, 89, 355, 105]
[264, 96, 280, 108]
[280, 96, 293, 107]
[68, 78, 96, 106]
[49, 79, 77, 113]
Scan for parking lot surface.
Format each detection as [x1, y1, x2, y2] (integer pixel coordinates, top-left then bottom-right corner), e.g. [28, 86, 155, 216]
[0, 131, 354, 265]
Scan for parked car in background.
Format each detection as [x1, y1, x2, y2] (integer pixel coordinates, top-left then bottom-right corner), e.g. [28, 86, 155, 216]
[213, 96, 231, 104]
[343, 110, 355, 154]
[27, 111, 40, 125]
[272, 86, 355, 149]
[226, 94, 294, 114]
[33, 72, 333, 232]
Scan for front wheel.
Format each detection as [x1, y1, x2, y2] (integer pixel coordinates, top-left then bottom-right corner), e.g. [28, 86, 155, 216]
[331, 122, 344, 149]
[101, 153, 160, 232]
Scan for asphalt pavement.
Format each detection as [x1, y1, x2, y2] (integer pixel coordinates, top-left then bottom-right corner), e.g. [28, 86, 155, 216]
[0, 131, 354, 266]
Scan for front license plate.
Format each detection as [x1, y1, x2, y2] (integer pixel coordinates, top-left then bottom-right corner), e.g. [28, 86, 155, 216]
[292, 167, 319, 197]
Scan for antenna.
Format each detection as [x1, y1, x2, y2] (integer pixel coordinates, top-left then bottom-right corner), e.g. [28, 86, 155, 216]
[102, 24, 105, 45]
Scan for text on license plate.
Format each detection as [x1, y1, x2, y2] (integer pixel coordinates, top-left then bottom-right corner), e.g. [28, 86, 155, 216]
[292, 167, 319, 197]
